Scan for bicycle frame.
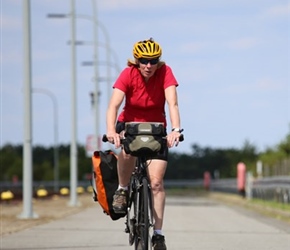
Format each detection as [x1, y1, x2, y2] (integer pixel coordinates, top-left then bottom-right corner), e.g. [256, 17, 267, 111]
[102, 131, 184, 250]
[125, 156, 154, 250]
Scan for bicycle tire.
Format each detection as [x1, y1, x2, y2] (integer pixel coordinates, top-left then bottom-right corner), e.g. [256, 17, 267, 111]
[128, 177, 137, 246]
[137, 177, 150, 250]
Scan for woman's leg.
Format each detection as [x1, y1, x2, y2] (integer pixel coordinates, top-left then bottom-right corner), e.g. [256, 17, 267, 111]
[112, 150, 136, 212]
[147, 159, 167, 231]
[117, 149, 136, 187]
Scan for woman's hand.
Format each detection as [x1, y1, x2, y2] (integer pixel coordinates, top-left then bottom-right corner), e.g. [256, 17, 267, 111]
[166, 131, 181, 148]
[106, 132, 121, 148]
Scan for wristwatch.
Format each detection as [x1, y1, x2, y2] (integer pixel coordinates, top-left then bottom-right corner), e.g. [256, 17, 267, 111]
[171, 128, 184, 133]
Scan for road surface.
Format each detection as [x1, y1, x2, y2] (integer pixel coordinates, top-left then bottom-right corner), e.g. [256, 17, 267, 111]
[1, 196, 289, 250]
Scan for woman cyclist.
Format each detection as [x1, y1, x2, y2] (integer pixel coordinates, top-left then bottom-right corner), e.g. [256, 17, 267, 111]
[106, 38, 183, 250]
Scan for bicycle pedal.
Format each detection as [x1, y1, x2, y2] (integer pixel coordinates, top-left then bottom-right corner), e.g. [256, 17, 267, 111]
[113, 207, 127, 214]
[113, 210, 127, 214]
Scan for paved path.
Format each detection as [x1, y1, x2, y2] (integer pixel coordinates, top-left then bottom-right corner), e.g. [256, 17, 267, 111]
[1, 196, 289, 250]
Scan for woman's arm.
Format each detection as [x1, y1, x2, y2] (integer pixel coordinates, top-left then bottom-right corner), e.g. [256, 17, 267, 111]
[106, 88, 125, 147]
[165, 85, 182, 147]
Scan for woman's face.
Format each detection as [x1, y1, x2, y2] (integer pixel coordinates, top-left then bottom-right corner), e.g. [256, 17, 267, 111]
[138, 58, 159, 80]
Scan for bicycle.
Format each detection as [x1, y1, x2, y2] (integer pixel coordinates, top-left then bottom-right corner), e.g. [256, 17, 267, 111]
[103, 125, 184, 250]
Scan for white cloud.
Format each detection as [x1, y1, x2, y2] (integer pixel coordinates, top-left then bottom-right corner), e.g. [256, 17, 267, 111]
[99, 0, 188, 10]
[256, 78, 286, 91]
[222, 77, 286, 95]
[228, 37, 259, 50]
[180, 42, 207, 54]
[263, 2, 290, 18]
[99, 0, 280, 11]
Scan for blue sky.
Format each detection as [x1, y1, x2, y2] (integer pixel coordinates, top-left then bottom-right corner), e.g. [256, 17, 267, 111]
[1, 0, 290, 154]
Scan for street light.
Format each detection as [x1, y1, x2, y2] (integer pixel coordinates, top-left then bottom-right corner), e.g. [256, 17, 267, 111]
[69, 40, 120, 72]
[69, 0, 78, 207]
[76, 13, 112, 107]
[82, 60, 120, 83]
[47, 13, 109, 151]
[32, 88, 59, 193]
[47, 0, 110, 205]
[48, 3, 78, 207]
[20, 0, 37, 219]
[67, 39, 121, 112]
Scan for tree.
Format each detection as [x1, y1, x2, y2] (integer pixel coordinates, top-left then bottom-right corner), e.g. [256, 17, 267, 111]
[278, 133, 290, 157]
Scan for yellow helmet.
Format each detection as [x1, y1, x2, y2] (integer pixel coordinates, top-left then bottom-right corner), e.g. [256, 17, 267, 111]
[133, 38, 162, 59]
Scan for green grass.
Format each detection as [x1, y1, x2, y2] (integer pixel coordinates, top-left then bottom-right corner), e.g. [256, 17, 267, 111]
[250, 198, 290, 211]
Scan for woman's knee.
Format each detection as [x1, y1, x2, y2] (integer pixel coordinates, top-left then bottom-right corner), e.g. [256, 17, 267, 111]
[150, 179, 164, 193]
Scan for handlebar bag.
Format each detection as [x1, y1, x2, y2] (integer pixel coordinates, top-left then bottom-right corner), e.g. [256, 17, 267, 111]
[123, 122, 166, 157]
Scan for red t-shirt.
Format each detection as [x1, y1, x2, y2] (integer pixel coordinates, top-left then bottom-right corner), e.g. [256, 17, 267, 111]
[113, 64, 178, 127]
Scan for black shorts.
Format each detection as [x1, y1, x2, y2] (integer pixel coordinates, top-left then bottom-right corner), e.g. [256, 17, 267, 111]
[116, 121, 168, 161]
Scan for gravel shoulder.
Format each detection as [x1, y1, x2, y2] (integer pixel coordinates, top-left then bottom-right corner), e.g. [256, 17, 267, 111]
[0, 193, 96, 236]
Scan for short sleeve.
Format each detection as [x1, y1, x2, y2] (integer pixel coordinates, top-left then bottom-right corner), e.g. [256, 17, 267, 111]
[113, 68, 130, 92]
[161, 65, 178, 89]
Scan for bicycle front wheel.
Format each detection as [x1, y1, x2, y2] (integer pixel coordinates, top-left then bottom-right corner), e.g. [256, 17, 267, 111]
[136, 177, 152, 250]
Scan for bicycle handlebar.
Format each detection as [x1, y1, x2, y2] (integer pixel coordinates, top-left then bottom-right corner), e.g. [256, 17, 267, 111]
[102, 133, 184, 143]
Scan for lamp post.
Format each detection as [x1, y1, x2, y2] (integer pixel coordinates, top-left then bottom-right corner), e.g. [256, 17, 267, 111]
[19, 0, 37, 219]
[32, 88, 59, 193]
[77, 13, 112, 108]
[90, 0, 100, 150]
[47, 1, 78, 206]
[82, 60, 120, 79]
[73, 11, 114, 150]
[47, 10, 114, 151]
[69, 0, 78, 207]
[82, 60, 120, 106]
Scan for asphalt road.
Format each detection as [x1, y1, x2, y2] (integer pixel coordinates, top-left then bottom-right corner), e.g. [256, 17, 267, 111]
[1, 196, 289, 250]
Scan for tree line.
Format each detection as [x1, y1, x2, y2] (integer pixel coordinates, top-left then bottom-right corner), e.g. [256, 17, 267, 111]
[1, 131, 289, 182]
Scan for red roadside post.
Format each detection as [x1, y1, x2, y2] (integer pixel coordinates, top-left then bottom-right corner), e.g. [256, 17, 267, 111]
[203, 171, 211, 191]
[237, 162, 246, 198]
[12, 175, 19, 184]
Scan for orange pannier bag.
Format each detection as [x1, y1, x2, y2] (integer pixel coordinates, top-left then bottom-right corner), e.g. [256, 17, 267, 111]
[91, 150, 125, 220]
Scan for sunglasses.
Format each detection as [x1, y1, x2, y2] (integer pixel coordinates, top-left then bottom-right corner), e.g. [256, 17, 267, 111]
[139, 58, 159, 65]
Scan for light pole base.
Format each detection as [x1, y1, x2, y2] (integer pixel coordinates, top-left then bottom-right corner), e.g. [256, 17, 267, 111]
[18, 212, 39, 220]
